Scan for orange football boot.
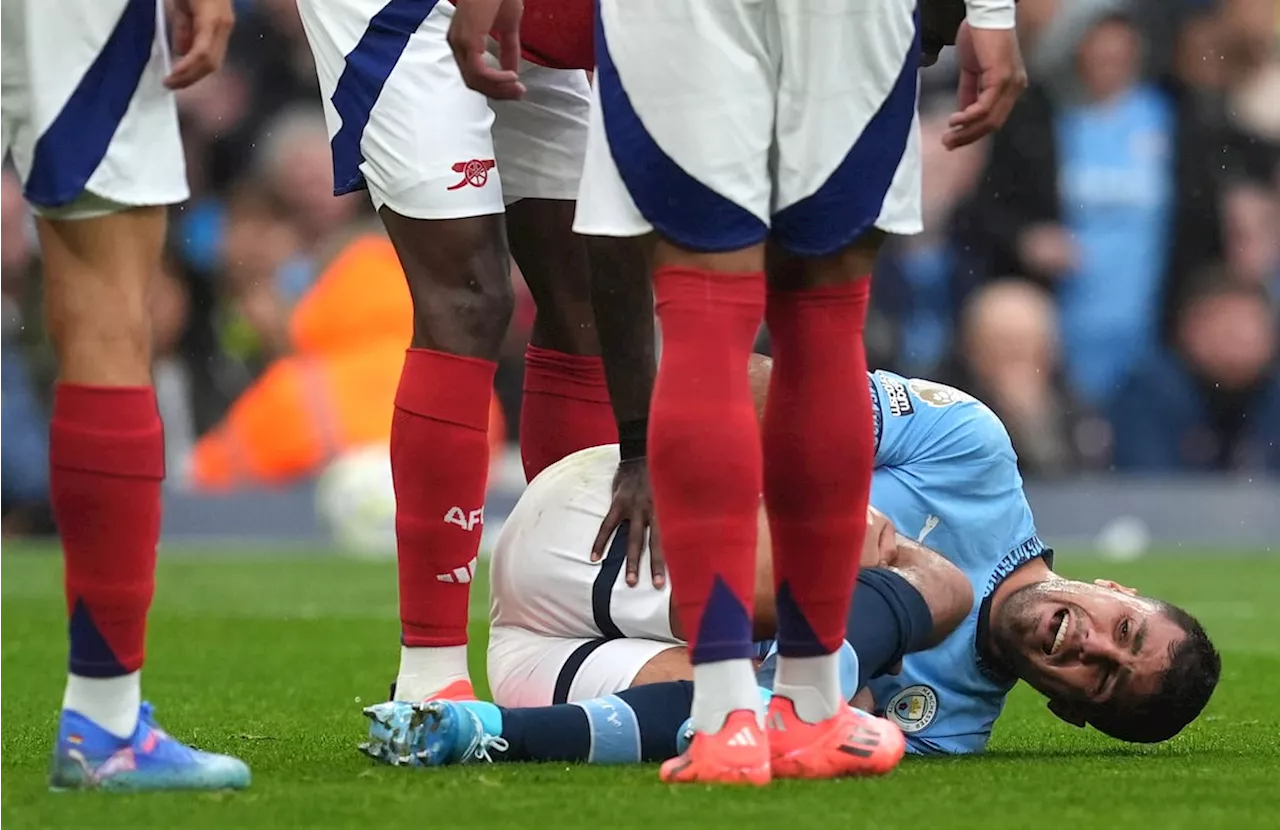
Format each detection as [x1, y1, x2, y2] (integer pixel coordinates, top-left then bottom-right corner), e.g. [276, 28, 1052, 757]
[767, 697, 905, 779]
[425, 679, 477, 703]
[659, 710, 771, 786]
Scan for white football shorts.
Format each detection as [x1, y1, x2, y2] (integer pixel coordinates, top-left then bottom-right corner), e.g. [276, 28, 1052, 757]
[1, 0, 188, 219]
[297, 0, 590, 220]
[574, 0, 924, 255]
[487, 445, 682, 708]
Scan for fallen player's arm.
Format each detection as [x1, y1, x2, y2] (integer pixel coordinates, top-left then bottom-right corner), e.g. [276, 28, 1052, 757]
[843, 536, 973, 691]
[880, 533, 974, 649]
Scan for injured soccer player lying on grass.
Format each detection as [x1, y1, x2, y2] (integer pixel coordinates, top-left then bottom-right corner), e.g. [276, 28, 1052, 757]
[362, 357, 1221, 769]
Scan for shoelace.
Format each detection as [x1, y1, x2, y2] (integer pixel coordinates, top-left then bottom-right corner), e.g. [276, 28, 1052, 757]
[460, 711, 509, 764]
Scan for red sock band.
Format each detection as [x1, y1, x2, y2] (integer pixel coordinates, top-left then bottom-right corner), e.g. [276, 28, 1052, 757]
[51, 384, 164, 677]
[519, 345, 617, 482]
[392, 348, 496, 648]
[764, 278, 874, 656]
[649, 266, 765, 664]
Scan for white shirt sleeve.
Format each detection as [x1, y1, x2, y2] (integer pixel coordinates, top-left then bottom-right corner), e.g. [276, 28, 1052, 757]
[964, 0, 1017, 30]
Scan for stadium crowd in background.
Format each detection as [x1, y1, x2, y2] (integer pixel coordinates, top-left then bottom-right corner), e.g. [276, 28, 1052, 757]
[3, 0, 1279, 536]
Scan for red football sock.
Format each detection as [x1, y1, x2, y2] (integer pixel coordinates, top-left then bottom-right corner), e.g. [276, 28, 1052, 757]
[51, 384, 164, 677]
[649, 265, 765, 664]
[519, 345, 617, 482]
[764, 278, 874, 656]
[392, 348, 495, 648]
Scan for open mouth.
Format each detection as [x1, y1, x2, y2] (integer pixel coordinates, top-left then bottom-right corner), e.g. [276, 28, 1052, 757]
[1043, 609, 1069, 656]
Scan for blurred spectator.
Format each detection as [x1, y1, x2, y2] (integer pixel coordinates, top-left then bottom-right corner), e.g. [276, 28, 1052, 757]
[947, 279, 1107, 476]
[872, 100, 991, 376]
[1219, 0, 1280, 132]
[1222, 181, 1280, 295]
[968, 1, 1225, 410]
[1, 170, 52, 534]
[5, 0, 1277, 523]
[187, 231, 507, 490]
[1111, 277, 1280, 472]
[1017, 0, 1065, 54]
[221, 105, 364, 365]
[152, 255, 198, 476]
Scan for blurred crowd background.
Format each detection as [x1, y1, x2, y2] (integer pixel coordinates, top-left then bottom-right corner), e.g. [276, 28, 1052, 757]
[3, 0, 1279, 537]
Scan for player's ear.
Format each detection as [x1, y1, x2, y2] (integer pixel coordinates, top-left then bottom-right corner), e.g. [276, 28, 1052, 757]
[1048, 699, 1087, 728]
[1093, 579, 1138, 596]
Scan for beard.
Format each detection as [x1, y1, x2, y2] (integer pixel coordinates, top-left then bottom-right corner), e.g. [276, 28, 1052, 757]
[986, 581, 1055, 682]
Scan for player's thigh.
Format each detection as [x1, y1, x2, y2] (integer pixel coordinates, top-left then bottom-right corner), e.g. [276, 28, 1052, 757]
[297, 0, 504, 220]
[491, 65, 596, 349]
[584, 0, 775, 252]
[492, 62, 590, 204]
[488, 449, 616, 638]
[488, 626, 684, 707]
[486, 627, 583, 708]
[5, 0, 173, 383]
[37, 207, 168, 384]
[376, 209, 512, 358]
[4, 0, 187, 216]
[771, 0, 921, 258]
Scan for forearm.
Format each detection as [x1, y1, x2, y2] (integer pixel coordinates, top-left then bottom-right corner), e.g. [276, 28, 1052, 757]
[584, 236, 656, 454]
[883, 534, 974, 648]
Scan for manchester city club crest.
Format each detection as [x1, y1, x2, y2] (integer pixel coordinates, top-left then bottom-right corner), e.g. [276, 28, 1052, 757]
[886, 685, 938, 733]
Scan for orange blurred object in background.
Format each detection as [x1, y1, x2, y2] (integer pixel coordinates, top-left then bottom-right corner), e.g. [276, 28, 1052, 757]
[190, 234, 505, 491]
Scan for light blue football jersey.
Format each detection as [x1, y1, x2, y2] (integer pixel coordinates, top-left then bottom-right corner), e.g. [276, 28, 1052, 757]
[863, 370, 1051, 755]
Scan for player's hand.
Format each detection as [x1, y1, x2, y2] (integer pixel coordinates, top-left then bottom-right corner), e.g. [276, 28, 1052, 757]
[944, 21, 1027, 150]
[591, 458, 665, 589]
[448, 0, 527, 100]
[863, 506, 898, 568]
[164, 0, 235, 90]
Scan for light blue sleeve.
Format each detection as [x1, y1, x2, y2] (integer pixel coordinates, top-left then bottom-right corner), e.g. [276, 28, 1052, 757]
[906, 733, 991, 756]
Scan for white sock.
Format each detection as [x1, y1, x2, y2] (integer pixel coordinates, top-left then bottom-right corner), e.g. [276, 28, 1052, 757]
[773, 653, 844, 724]
[691, 659, 764, 733]
[62, 672, 141, 740]
[394, 646, 470, 701]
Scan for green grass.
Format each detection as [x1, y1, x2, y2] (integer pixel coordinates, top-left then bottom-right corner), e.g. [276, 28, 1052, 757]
[4, 546, 1279, 829]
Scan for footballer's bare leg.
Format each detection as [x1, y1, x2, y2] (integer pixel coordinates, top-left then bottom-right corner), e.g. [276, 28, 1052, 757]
[42, 208, 249, 790]
[378, 208, 513, 705]
[505, 199, 617, 481]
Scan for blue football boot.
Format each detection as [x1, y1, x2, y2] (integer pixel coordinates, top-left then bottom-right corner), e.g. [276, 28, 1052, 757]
[361, 679, 478, 765]
[49, 702, 251, 791]
[360, 699, 507, 767]
[360, 700, 431, 766]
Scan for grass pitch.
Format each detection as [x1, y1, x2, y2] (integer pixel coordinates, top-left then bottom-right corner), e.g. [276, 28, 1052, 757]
[3, 546, 1279, 829]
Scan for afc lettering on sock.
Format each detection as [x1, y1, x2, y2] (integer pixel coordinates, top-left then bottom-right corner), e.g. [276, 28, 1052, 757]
[443, 506, 484, 532]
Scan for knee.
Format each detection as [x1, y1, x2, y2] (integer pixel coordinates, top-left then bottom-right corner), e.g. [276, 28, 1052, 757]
[768, 231, 885, 291]
[44, 269, 152, 385]
[403, 230, 515, 359]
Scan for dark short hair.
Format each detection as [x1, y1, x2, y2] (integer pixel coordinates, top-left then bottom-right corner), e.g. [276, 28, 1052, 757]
[1088, 603, 1221, 744]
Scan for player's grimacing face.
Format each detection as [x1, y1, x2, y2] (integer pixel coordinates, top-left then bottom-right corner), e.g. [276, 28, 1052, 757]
[995, 579, 1184, 711]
